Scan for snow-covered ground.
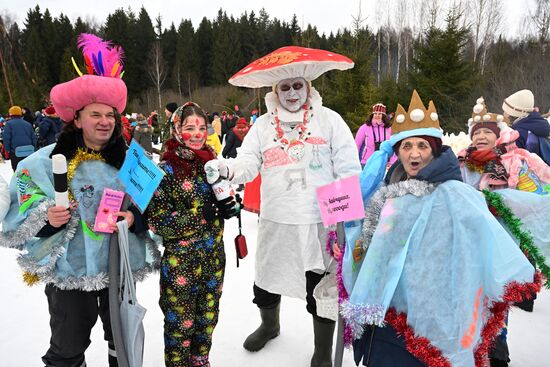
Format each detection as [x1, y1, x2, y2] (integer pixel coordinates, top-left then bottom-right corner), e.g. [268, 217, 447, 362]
[0, 159, 548, 367]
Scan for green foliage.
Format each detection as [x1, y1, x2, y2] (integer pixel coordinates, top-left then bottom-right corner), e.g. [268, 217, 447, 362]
[409, 8, 481, 133]
[2, 4, 549, 129]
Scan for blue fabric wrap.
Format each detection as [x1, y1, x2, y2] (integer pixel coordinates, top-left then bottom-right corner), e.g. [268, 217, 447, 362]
[346, 128, 446, 293]
[494, 188, 550, 268]
[342, 180, 535, 366]
[3, 145, 154, 290]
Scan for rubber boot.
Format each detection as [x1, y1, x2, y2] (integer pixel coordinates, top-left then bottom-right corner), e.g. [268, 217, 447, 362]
[311, 317, 335, 367]
[243, 303, 280, 352]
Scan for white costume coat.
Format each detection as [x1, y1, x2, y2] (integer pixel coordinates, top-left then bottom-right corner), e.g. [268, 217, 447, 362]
[226, 88, 361, 298]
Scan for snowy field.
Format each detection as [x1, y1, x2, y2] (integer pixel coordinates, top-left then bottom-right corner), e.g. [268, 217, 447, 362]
[0, 158, 548, 367]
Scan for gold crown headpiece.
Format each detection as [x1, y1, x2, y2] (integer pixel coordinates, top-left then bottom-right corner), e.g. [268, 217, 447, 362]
[392, 90, 440, 134]
[467, 97, 507, 127]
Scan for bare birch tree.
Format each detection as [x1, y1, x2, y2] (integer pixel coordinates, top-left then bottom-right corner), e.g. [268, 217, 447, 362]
[530, 0, 550, 54]
[394, 0, 407, 83]
[148, 41, 167, 121]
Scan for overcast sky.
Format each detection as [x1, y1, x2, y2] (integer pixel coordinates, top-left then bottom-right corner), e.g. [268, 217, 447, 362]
[0, 0, 535, 39]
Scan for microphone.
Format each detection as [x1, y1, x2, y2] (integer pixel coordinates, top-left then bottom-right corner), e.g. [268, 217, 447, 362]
[52, 154, 69, 208]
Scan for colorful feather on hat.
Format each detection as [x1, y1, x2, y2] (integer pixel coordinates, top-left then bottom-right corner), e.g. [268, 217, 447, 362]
[76, 33, 124, 78]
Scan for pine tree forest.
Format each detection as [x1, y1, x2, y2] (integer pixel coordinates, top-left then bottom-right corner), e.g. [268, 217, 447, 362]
[1, 1, 550, 134]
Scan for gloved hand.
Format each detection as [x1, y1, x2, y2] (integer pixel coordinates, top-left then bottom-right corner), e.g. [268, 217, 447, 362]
[204, 160, 230, 183]
[215, 196, 239, 219]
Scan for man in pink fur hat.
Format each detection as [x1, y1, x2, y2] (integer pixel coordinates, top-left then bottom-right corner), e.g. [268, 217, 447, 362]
[1, 34, 157, 367]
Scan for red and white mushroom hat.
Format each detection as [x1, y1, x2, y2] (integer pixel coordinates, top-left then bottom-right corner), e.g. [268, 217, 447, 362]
[228, 46, 354, 88]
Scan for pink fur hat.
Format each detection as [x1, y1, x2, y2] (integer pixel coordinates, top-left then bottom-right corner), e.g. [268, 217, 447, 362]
[51, 75, 127, 122]
[50, 34, 126, 122]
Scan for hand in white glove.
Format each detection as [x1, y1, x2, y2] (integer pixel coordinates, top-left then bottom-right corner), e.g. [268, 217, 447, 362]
[204, 160, 230, 184]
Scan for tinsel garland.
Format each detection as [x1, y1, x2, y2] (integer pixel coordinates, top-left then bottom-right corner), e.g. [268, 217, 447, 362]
[335, 237, 354, 346]
[482, 189, 550, 288]
[325, 229, 354, 345]
[325, 230, 337, 257]
[473, 271, 542, 367]
[385, 308, 451, 367]
[67, 148, 105, 200]
[0, 199, 53, 250]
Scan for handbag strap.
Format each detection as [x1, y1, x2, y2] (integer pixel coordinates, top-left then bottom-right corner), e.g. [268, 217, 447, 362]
[117, 220, 138, 304]
[321, 258, 335, 277]
[235, 193, 243, 235]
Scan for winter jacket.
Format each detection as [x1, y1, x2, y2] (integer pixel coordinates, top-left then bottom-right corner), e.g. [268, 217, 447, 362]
[3, 117, 37, 154]
[512, 111, 550, 154]
[206, 132, 222, 155]
[0, 130, 158, 290]
[355, 123, 396, 165]
[38, 116, 63, 146]
[226, 87, 361, 224]
[133, 120, 154, 153]
[221, 116, 237, 140]
[212, 117, 222, 137]
[0, 175, 9, 221]
[222, 125, 249, 159]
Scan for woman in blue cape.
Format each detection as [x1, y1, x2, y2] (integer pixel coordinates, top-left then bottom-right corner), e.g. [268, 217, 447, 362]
[339, 91, 540, 367]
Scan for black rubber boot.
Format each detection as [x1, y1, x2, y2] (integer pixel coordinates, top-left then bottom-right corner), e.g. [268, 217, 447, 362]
[243, 303, 280, 352]
[311, 317, 336, 367]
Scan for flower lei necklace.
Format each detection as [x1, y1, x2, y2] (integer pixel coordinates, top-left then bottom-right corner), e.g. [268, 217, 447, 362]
[272, 104, 311, 161]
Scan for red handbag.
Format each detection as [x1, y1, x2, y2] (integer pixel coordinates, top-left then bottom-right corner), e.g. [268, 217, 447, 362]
[234, 194, 247, 267]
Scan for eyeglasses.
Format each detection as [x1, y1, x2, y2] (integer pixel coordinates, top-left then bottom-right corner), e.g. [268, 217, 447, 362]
[278, 82, 304, 92]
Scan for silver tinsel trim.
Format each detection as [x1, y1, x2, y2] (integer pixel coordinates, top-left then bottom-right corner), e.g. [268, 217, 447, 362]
[16, 211, 81, 282]
[46, 265, 157, 291]
[360, 180, 436, 250]
[6, 198, 160, 289]
[145, 235, 162, 270]
[0, 199, 53, 249]
[340, 299, 386, 340]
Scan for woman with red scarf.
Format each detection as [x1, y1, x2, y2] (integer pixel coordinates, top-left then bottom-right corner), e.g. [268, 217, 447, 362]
[147, 102, 238, 367]
[457, 97, 550, 367]
[458, 97, 550, 193]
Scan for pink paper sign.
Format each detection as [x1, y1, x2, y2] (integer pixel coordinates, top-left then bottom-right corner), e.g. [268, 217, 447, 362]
[316, 175, 365, 227]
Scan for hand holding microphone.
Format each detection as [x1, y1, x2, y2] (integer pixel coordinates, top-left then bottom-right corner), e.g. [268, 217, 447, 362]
[48, 154, 72, 227]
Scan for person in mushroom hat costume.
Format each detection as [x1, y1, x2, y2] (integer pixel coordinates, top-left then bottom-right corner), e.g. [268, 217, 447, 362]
[339, 90, 540, 367]
[0, 34, 159, 366]
[204, 46, 361, 366]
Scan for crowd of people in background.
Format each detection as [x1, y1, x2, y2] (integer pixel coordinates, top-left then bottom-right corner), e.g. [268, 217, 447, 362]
[0, 36, 549, 367]
[0, 100, 258, 174]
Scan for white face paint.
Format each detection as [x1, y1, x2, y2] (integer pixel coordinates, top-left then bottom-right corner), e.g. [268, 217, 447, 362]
[276, 77, 309, 112]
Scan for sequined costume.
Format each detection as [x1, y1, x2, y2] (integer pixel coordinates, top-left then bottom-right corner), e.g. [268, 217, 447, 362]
[148, 139, 225, 367]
